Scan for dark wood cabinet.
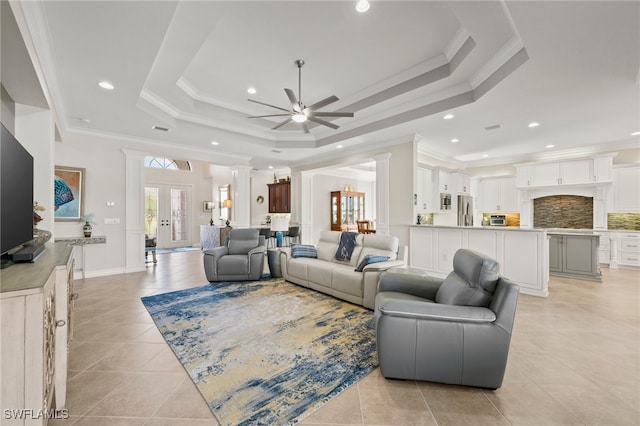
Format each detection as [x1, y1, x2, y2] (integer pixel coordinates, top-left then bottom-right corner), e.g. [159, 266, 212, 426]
[268, 181, 290, 213]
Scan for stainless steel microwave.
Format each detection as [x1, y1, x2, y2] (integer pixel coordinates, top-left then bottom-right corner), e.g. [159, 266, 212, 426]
[490, 215, 506, 226]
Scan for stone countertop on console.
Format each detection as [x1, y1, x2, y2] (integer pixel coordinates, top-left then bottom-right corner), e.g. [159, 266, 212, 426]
[55, 235, 107, 245]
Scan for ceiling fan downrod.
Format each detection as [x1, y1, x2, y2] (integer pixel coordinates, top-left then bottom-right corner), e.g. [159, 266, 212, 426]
[295, 59, 305, 107]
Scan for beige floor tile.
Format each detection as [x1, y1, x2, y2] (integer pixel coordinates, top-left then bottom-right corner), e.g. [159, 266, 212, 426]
[84, 372, 185, 417]
[87, 342, 166, 372]
[357, 370, 437, 426]
[71, 417, 148, 426]
[65, 370, 131, 415]
[152, 377, 215, 419]
[68, 342, 125, 371]
[418, 383, 509, 426]
[300, 384, 363, 424]
[140, 346, 187, 373]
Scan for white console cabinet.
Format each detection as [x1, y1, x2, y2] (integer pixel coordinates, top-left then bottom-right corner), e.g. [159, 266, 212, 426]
[0, 243, 74, 425]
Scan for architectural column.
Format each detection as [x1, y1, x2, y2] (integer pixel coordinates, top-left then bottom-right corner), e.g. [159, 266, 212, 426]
[373, 153, 392, 236]
[297, 170, 315, 244]
[232, 165, 252, 228]
[122, 149, 146, 273]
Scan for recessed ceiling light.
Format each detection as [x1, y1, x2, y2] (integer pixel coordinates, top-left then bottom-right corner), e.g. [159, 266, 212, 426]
[98, 81, 114, 90]
[247, 87, 257, 95]
[482, 154, 489, 158]
[268, 166, 273, 169]
[528, 122, 540, 128]
[443, 114, 454, 120]
[450, 138, 459, 143]
[632, 131, 640, 136]
[355, 0, 370, 13]
[336, 145, 344, 149]
[211, 141, 219, 145]
[546, 144, 555, 148]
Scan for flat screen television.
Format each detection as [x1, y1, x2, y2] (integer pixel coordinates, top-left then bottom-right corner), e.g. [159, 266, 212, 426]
[1, 121, 34, 263]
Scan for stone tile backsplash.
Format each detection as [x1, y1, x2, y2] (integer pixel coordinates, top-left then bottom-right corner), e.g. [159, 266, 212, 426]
[534, 195, 593, 229]
[608, 213, 640, 230]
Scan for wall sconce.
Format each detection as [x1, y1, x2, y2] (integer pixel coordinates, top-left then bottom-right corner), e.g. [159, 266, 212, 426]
[223, 199, 232, 209]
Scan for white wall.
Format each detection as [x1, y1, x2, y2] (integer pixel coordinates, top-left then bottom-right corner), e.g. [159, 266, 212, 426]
[309, 174, 375, 244]
[250, 172, 271, 227]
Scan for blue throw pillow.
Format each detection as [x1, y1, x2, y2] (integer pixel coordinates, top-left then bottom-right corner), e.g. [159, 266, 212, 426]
[291, 244, 317, 259]
[355, 254, 390, 272]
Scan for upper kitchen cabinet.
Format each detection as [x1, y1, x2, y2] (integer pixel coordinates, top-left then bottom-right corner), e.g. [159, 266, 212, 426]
[477, 176, 518, 213]
[433, 167, 452, 193]
[268, 181, 291, 213]
[612, 165, 640, 212]
[416, 165, 433, 212]
[516, 156, 614, 188]
[455, 172, 471, 194]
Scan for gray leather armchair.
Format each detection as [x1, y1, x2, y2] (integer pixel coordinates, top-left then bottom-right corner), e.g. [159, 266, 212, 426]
[203, 229, 266, 282]
[375, 249, 519, 389]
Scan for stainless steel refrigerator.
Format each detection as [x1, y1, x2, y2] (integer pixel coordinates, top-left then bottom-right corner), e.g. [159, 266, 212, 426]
[457, 195, 473, 226]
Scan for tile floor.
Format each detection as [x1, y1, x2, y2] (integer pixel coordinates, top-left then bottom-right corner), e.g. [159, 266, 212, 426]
[49, 251, 639, 426]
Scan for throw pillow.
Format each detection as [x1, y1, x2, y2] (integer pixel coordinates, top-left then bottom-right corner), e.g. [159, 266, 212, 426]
[355, 254, 390, 272]
[335, 232, 358, 261]
[291, 244, 317, 258]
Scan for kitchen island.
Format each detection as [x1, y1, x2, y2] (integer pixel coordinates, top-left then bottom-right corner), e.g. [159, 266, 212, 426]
[547, 229, 601, 282]
[410, 225, 549, 297]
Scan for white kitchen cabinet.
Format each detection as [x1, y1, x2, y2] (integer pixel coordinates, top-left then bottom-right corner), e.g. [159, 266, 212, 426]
[416, 165, 432, 212]
[433, 167, 452, 193]
[409, 226, 549, 298]
[593, 156, 614, 182]
[455, 172, 470, 194]
[516, 158, 607, 187]
[616, 232, 640, 267]
[477, 176, 518, 213]
[612, 165, 640, 212]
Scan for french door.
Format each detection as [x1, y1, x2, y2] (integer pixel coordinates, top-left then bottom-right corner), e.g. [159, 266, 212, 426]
[144, 184, 192, 248]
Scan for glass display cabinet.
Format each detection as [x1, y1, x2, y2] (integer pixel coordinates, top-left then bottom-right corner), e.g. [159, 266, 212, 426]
[330, 191, 365, 232]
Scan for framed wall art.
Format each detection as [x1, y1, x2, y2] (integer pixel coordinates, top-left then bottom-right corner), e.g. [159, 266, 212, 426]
[54, 165, 85, 221]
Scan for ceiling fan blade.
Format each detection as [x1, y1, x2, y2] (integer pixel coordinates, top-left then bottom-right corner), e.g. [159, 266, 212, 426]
[304, 95, 339, 113]
[302, 122, 310, 134]
[272, 117, 292, 130]
[247, 98, 291, 113]
[310, 111, 354, 118]
[248, 114, 292, 118]
[284, 89, 301, 112]
[307, 116, 339, 130]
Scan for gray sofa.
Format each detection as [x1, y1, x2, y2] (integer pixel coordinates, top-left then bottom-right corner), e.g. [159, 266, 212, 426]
[203, 229, 266, 282]
[375, 249, 519, 389]
[280, 230, 407, 309]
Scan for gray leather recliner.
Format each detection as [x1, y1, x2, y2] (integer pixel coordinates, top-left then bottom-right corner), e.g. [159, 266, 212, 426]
[375, 249, 519, 389]
[203, 229, 266, 282]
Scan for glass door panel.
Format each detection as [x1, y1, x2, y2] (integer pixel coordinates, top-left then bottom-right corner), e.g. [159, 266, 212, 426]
[145, 184, 191, 248]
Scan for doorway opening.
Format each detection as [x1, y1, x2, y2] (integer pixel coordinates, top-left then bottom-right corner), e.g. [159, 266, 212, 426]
[145, 184, 192, 248]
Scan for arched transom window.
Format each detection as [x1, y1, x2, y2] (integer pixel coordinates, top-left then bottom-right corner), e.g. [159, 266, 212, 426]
[144, 157, 191, 171]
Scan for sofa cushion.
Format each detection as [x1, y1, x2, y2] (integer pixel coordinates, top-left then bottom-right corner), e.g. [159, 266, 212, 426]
[355, 254, 390, 272]
[291, 244, 317, 258]
[316, 231, 341, 262]
[332, 266, 364, 297]
[357, 234, 399, 265]
[308, 261, 336, 288]
[435, 249, 499, 307]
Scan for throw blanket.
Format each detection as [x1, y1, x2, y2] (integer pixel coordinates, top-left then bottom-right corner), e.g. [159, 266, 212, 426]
[335, 232, 358, 261]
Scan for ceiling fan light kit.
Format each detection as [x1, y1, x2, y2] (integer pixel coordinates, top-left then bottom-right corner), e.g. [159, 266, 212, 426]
[248, 59, 353, 133]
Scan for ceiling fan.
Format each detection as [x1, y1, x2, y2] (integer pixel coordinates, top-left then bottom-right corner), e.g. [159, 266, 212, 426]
[247, 59, 354, 133]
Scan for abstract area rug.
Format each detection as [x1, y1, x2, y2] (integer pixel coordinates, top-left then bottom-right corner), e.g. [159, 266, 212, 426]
[141, 278, 377, 425]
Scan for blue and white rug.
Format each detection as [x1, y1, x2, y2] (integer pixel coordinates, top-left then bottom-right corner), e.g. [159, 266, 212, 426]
[141, 278, 377, 425]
